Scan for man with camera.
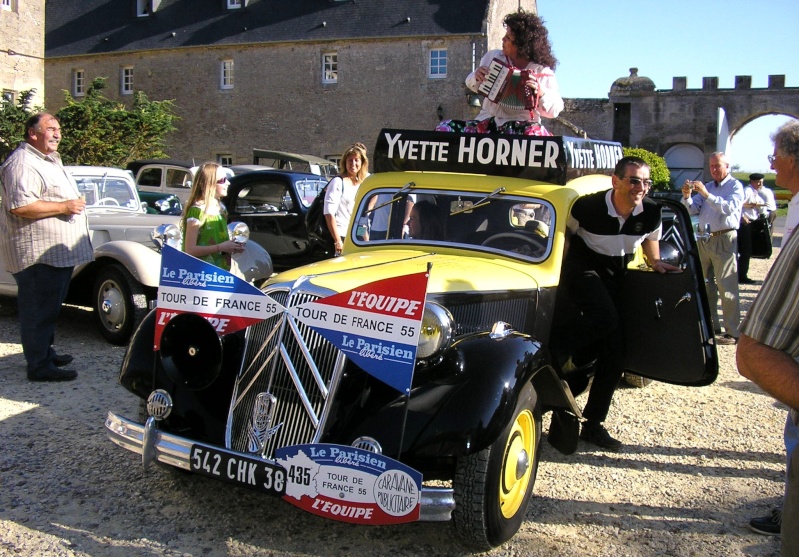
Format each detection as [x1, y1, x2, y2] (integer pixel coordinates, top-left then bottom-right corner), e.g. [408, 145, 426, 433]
[681, 152, 744, 345]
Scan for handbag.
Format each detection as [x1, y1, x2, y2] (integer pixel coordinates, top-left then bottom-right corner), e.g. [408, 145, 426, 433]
[750, 215, 773, 259]
[305, 179, 335, 253]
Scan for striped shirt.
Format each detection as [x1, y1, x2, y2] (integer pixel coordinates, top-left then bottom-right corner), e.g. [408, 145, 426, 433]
[741, 226, 799, 359]
[0, 142, 93, 273]
[564, 189, 662, 279]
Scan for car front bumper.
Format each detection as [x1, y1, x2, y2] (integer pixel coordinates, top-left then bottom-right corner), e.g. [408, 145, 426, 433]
[105, 411, 455, 522]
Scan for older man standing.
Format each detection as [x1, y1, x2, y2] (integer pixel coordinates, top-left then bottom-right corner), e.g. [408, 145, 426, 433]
[737, 120, 799, 554]
[0, 113, 93, 381]
[682, 152, 744, 345]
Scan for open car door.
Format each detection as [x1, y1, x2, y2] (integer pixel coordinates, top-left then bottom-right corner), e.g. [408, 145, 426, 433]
[621, 197, 718, 386]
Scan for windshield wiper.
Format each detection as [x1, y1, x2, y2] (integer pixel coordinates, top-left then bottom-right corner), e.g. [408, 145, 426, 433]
[450, 187, 505, 216]
[364, 181, 415, 214]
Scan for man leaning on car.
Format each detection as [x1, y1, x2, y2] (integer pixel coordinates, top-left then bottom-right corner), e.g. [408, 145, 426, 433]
[0, 113, 93, 382]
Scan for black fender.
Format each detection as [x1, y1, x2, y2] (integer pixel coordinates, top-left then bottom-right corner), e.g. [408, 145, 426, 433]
[405, 332, 546, 458]
[119, 308, 158, 399]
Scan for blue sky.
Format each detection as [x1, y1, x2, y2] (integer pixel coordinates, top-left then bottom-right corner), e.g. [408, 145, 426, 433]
[537, 0, 798, 173]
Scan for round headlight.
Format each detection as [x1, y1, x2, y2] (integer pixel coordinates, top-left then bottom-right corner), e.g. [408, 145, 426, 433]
[151, 223, 183, 250]
[228, 221, 250, 245]
[416, 302, 453, 360]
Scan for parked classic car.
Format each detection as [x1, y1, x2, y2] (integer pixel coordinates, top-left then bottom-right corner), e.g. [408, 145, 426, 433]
[126, 159, 195, 203]
[252, 149, 338, 179]
[0, 166, 271, 345]
[106, 130, 718, 549]
[223, 169, 331, 271]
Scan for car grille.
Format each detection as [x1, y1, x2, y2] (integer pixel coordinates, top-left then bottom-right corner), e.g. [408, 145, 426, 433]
[226, 286, 345, 458]
[226, 288, 532, 458]
[444, 294, 531, 336]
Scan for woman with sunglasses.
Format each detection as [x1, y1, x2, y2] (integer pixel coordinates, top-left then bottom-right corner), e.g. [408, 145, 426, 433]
[180, 162, 243, 271]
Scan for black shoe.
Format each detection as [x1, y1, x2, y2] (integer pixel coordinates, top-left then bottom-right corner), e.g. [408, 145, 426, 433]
[749, 507, 781, 536]
[580, 422, 622, 449]
[52, 354, 74, 367]
[28, 365, 78, 382]
[739, 277, 758, 285]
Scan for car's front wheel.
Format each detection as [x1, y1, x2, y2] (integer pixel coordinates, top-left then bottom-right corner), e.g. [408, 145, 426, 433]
[453, 382, 542, 550]
[92, 264, 148, 345]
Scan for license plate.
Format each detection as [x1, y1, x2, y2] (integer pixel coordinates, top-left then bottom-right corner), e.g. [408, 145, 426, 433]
[189, 445, 286, 496]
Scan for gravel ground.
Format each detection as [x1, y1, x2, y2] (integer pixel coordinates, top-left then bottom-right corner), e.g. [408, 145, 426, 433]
[0, 233, 788, 557]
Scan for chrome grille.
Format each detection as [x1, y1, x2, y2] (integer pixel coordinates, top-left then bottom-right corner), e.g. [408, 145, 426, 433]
[226, 286, 345, 458]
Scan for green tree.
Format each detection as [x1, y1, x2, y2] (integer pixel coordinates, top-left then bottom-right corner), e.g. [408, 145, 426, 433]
[623, 147, 671, 192]
[0, 90, 42, 161]
[56, 77, 179, 166]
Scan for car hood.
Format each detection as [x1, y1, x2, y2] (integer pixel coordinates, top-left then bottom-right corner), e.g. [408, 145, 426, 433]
[88, 212, 180, 245]
[267, 249, 546, 294]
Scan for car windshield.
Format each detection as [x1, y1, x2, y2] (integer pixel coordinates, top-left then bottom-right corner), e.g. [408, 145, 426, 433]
[73, 174, 141, 211]
[353, 186, 555, 262]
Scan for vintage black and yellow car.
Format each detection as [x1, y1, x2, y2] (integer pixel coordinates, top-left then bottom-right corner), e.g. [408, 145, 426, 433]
[106, 129, 717, 549]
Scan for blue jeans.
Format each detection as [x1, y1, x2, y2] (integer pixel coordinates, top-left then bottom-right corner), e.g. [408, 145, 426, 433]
[784, 411, 798, 556]
[12, 264, 73, 373]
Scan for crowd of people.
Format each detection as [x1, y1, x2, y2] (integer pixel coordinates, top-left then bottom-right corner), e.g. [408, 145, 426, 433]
[0, 7, 795, 553]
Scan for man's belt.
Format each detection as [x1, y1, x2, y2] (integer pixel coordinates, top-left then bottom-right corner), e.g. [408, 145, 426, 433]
[710, 228, 735, 237]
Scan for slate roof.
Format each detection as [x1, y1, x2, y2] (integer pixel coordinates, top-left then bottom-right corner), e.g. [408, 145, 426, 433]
[46, 0, 490, 58]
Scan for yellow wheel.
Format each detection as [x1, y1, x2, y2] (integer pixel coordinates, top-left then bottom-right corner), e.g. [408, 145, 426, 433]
[453, 383, 541, 549]
[499, 407, 536, 518]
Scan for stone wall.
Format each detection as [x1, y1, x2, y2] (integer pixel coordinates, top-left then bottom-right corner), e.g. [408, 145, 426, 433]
[1, 0, 46, 107]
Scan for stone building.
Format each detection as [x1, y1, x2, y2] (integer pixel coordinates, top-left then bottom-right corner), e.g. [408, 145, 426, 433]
[43, 0, 537, 165]
[0, 0, 46, 108]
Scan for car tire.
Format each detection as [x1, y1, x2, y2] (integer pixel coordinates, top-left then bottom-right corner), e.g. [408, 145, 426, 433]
[92, 264, 148, 345]
[452, 382, 542, 550]
[624, 373, 653, 388]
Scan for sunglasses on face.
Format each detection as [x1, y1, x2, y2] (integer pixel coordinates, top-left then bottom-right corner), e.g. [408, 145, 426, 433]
[624, 176, 653, 188]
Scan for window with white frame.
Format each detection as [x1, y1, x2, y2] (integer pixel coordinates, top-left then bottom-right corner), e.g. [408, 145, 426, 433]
[227, 0, 242, 8]
[429, 49, 447, 79]
[220, 59, 234, 90]
[121, 66, 134, 95]
[322, 52, 338, 84]
[73, 70, 86, 97]
[2, 90, 15, 103]
[1, 0, 12, 11]
[218, 154, 234, 166]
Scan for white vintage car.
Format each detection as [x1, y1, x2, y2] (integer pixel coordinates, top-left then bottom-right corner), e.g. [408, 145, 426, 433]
[0, 166, 272, 344]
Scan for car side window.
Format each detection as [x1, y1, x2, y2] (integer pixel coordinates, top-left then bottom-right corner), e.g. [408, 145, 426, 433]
[166, 169, 192, 190]
[137, 168, 161, 187]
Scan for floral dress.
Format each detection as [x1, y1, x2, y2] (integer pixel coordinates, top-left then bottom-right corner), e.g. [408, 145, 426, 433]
[182, 203, 230, 270]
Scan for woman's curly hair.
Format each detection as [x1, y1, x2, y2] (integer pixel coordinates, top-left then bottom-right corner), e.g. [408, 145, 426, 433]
[503, 10, 558, 70]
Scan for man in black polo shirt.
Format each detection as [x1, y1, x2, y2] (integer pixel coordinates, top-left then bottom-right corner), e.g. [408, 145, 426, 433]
[555, 156, 679, 449]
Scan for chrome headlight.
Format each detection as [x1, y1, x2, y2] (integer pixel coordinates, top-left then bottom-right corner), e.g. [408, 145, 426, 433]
[416, 302, 453, 360]
[228, 221, 250, 245]
[151, 223, 182, 250]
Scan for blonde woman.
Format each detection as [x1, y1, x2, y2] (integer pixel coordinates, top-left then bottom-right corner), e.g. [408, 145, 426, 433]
[323, 143, 369, 255]
[180, 162, 243, 270]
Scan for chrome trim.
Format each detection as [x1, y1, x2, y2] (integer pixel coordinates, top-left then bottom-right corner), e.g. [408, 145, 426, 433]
[105, 411, 454, 522]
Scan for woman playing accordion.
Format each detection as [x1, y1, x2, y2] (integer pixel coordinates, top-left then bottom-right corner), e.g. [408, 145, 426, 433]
[436, 10, 563, 136]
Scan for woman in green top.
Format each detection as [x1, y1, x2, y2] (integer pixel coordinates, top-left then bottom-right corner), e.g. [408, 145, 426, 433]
[180, 162, 244, 271]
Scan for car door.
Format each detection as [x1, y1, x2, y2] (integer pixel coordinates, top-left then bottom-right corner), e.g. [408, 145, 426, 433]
[620, 198, 718, 386]
[227, 177, 308, 262]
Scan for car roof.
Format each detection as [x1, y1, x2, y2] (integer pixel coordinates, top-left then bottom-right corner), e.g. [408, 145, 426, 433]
[252, 150, 335, 168]
[229, 169, 327, 182]
[65, 166, 134, 179]
[126, 159, 195, 173]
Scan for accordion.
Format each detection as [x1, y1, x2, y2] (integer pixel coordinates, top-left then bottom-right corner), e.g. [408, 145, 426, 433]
[477, 58, 543, 111]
